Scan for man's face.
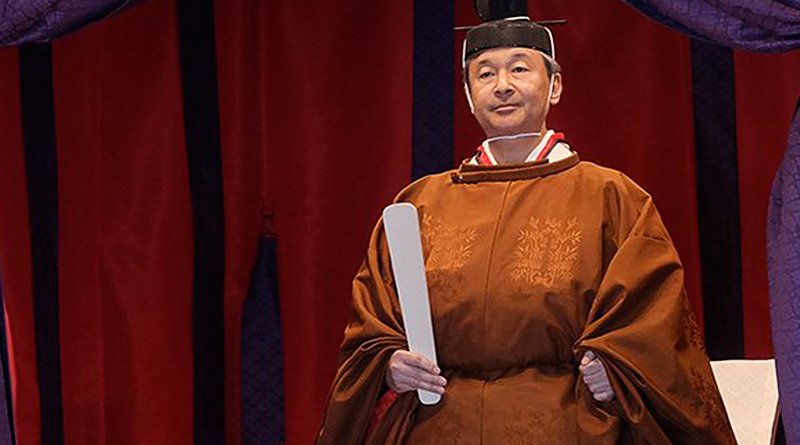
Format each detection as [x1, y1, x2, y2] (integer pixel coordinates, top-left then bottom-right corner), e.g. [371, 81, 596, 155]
[466, 47, 561, 138]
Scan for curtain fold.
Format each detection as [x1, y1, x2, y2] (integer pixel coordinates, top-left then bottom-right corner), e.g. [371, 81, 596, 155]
[51, 2, 194, 443]
[0, 0, 142, 46]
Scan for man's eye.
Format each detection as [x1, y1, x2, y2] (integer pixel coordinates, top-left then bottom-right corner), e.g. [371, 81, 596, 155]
[478, 71, 494, 79]
[511, 66, 529, 73]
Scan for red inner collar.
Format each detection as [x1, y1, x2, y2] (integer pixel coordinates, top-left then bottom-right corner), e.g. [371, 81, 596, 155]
[475, 132, 566, 166]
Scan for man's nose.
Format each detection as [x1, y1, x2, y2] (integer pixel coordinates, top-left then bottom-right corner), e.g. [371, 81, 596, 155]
[494, 70, 513, 97]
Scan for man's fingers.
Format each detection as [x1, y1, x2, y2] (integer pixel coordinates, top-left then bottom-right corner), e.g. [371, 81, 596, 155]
[394, 363, 445, 386]
[583, 377, 606, 391]
[396, 369, 447, 387]
[580, 361, 602, 375]
[583, 371, 610, 387]
[385, 371, 405, 393]
[395, 372, 446, 393]
[593, 391, 613, 402]
[386, 350, 444, 395]
[578, 352, 615, 402]
[584, 377, 611, 392]
[394, 350, 440, 374]
[390, 355, 446, 384]
[409, 377, 446, 394]
[407, 353, 439, 374]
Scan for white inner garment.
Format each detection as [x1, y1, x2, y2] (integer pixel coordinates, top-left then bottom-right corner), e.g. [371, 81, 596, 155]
[475, 129, 571, 165]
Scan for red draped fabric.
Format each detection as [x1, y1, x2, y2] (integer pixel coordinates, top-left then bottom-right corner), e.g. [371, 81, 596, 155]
[213, 2, 268, 443]
[0, 48, 40, 445]
[0, 1, 796, 445]
[254, 2, 414, 440]
[51, 1, 192, 444]
[213, 0, 414, 441]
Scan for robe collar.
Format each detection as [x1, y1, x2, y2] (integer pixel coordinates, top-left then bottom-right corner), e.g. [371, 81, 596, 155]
[453, 153, 579, 183]
[454, 131, 579, 183]
[475, 130, 563, 166]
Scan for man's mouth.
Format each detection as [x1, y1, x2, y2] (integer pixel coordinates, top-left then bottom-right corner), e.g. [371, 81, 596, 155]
[493, 103, 520, 113]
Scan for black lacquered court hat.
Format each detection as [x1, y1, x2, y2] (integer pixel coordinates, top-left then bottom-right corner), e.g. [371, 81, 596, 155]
[463, 17, 554, 63]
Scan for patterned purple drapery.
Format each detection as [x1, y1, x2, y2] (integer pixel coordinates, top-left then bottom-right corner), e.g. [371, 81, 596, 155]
[0, 0, 142, 46]
[622, 0, 800, 442]
[620, 0, 800, 52]
[769, 102, 800, 445]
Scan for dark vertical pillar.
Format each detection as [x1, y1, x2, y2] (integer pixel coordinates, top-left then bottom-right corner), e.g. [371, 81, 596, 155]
[18, 43, 64, 445]
[176, 2, 226, 444]
[412, 0, 455, 179]
[690, 40, 744, 359]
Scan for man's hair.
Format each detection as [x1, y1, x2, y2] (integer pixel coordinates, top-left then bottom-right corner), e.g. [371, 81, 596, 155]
[462, 51, 561, 90]
[541, 53, 561, 77]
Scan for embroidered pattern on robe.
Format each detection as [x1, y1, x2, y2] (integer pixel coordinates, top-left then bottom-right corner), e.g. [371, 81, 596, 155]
[691, 367, 730, 432]
[503, 407, 562, 444]
[511, 216, 582, 288]
[683, 296, 706, 352]
[421, 212, 479, 302]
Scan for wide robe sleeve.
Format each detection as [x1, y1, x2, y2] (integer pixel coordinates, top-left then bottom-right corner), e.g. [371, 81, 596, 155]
[316, 218, 417, 445]
[575, 178, 737, 444]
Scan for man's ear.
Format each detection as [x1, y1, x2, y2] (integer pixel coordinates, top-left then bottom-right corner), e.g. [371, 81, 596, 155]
[549, 72, 563, 106]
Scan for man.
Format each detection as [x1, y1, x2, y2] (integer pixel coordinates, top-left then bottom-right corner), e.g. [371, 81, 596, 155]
[317, 17, 736, 444]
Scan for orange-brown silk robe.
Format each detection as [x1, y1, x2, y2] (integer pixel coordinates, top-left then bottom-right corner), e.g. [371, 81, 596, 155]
[317, 153, 736, 445]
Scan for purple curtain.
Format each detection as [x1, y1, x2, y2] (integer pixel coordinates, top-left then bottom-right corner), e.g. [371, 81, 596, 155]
[620, 0, 800, 52]
[769, 102, 800, 445]
[241, 236, 285, 445]
[622, 0, 800, 443]
[0, 0, 142, 46]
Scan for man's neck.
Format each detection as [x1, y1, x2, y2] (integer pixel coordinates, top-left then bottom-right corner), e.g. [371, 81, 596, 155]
[485, 131, 547, 164]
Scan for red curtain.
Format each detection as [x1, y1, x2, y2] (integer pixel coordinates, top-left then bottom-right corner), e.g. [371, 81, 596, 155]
[0, 1, 797, 445]
[256, 2, 415, 440]
[50, 1, 192, 444]
[0, 46, 39, 445]
[214, 0, 414, 441]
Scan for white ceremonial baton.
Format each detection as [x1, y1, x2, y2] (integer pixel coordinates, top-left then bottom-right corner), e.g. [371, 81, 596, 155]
[382, 203, 441, 405]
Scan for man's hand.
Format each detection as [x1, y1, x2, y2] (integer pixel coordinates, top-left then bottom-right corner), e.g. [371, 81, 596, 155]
[579, 350, 615, 402]
[385, 350, 447, 395]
